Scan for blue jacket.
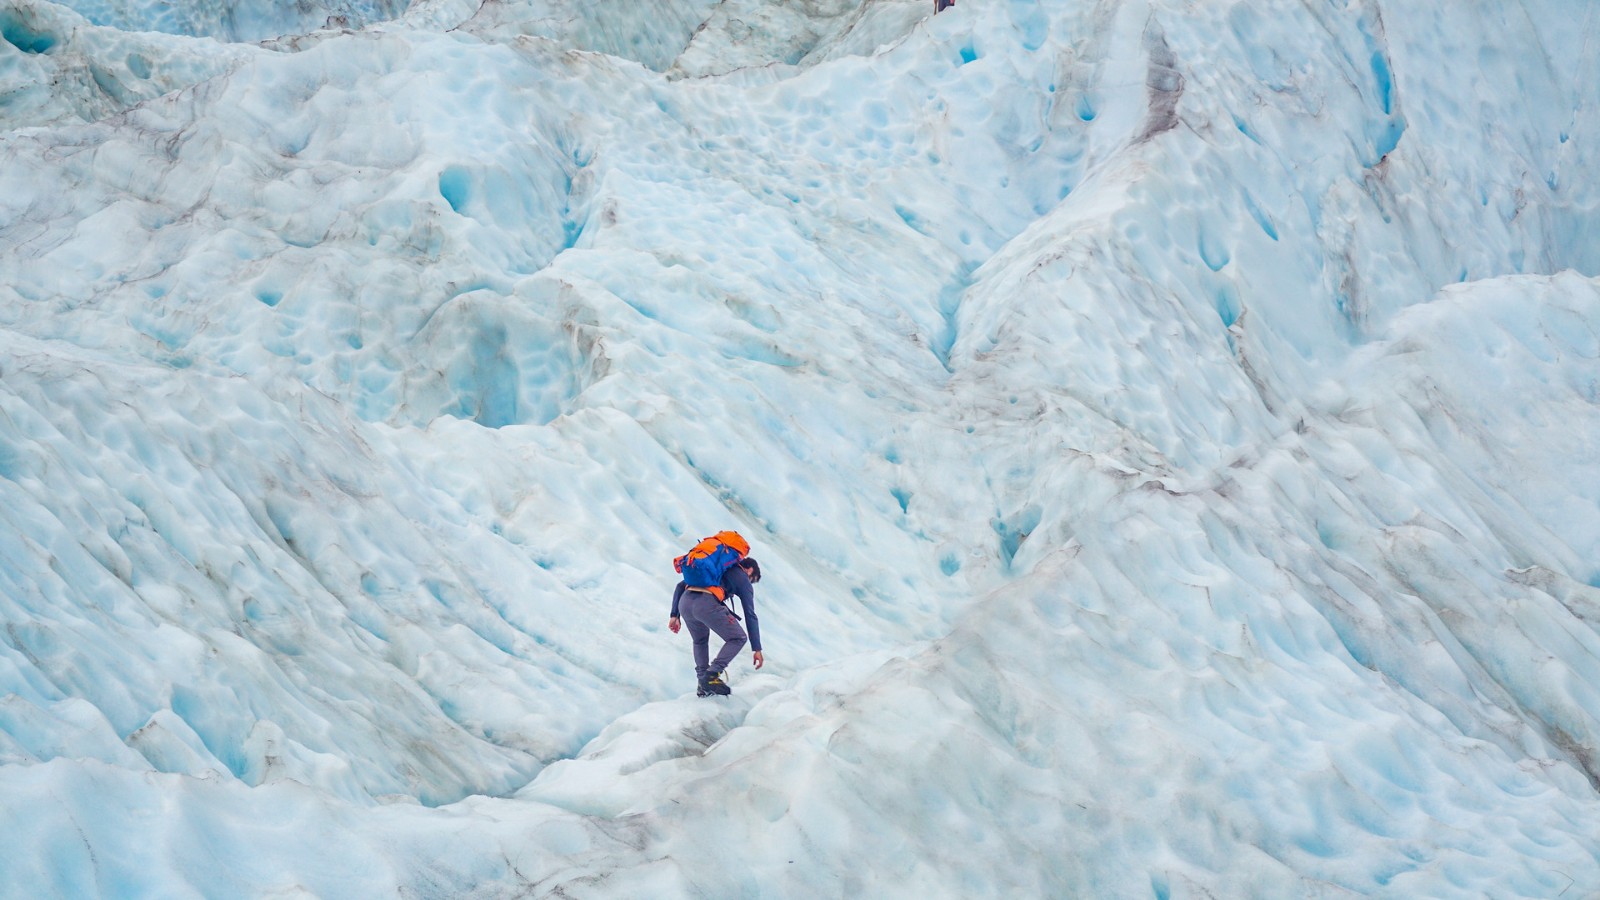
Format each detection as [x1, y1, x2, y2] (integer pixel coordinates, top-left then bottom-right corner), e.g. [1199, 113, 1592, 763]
[671, 565, 761, 652]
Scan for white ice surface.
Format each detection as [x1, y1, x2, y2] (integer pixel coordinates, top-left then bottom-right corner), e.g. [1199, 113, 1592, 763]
[3, 0, 1600, 896]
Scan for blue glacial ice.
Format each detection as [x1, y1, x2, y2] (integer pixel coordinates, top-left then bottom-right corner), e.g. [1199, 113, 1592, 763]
[2, 0, 1600, 896]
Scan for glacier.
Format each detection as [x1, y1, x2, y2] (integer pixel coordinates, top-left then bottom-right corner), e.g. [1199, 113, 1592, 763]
[3, 0, 1600, 895]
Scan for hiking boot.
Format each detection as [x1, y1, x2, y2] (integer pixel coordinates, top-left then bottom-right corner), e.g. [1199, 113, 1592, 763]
[698, 671, 731, 697]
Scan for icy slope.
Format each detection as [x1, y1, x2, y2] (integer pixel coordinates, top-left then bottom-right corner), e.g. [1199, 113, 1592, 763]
[41, 0, 409, 42]
[2, 0, 1600, 896]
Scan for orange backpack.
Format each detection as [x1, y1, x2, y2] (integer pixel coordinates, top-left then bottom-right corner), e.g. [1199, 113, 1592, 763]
[673, 531, 750, 601]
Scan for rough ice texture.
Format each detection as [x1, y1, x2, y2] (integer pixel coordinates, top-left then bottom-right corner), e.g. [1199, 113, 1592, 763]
[2, 0, 1600, 896]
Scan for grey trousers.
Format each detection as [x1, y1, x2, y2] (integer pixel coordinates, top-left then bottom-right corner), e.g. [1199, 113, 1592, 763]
[680, 589, 748, 677]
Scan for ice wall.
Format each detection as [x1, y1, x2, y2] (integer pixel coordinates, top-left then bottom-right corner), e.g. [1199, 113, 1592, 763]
[2, 0, 1600, 896]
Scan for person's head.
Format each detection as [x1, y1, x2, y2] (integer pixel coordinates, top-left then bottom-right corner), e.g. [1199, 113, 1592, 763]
[738, 557, 762, 584]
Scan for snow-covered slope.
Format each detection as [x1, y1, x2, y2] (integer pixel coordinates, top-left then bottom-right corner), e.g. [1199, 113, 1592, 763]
[2, 0, 1599, 895]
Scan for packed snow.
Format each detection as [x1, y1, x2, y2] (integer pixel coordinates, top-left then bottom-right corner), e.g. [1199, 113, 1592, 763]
[3, 0, 1600, 895]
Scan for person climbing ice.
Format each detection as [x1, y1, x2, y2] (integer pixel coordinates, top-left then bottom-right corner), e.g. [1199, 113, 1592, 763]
[668, 531, 764, 697]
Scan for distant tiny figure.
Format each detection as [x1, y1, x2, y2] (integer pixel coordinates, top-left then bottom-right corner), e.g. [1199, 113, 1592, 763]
[668, 532, 765, 697]
[935, 0, 955, 11]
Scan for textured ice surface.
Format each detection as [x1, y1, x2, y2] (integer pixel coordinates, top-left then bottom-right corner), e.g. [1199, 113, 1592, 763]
[44, 0, 410, 42]
[3, 0, 1600, 896]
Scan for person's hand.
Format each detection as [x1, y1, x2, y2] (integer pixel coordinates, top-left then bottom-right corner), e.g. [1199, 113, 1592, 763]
[668, 616, 681, 634]
[752, 650, 764, 669]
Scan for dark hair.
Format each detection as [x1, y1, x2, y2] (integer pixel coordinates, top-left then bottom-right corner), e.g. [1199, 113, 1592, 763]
[739, 557, 761, 583]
